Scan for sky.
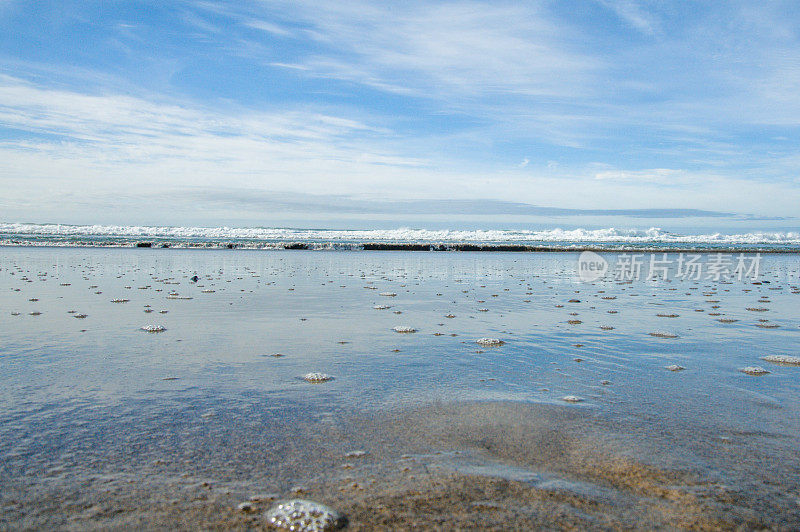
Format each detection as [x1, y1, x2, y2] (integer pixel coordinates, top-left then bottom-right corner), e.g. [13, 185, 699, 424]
[0, 0, 799, 230]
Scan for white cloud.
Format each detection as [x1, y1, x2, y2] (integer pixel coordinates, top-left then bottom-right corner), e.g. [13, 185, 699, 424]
[1, 74, 799, 222]
[0, 76, 431, 194]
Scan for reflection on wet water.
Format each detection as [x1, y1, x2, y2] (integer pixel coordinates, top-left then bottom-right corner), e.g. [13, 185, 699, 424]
[1, 247, 799, 528]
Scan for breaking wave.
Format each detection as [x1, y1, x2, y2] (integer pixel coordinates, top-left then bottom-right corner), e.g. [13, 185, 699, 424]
[1, 223, 798, 251]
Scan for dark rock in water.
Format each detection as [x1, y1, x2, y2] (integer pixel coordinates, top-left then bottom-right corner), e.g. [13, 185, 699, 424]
[284, 242, 309, 250]
[226, 243, 235, 249]
[190, 275, 199, 282]
[161, 243, 170, 248]
[452, 244, 482, 252]
[136, 242, 152, 248]
[452, 244, 531, 252]
[362, 243, 431, 251]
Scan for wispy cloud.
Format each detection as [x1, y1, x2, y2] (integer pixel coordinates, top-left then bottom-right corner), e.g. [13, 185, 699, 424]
[197, 1, 601, 99]
[187, 0, 800, 149]
[244, 19, 292, 37]
[596, 0, 659, 35]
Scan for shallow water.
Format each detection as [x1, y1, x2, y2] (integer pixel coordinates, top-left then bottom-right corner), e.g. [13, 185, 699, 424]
[1, 247, 799, 529]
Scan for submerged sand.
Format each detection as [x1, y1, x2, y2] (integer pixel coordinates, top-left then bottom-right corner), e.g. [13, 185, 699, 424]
[3, 400, 799, 530]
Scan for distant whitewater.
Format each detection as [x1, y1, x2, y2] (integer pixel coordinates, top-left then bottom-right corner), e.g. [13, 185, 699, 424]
[1, 223, 799, 252]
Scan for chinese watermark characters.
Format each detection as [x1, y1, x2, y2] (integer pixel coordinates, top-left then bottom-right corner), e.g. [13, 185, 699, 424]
[577, 251, 761, 282]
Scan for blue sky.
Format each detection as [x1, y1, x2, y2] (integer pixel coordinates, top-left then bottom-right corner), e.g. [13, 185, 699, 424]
[0, 0, 798, 229]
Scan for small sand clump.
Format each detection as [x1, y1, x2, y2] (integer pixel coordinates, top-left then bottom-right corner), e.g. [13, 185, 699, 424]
[562, 395, 584, 403]
[740, 366, 770, 376]
[303, 372, 333, 383]
[762, 355, 800, 366]
[649, 331, 678, 339]
[265, 499, 343, 531]
[476, 338, 505, 347]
